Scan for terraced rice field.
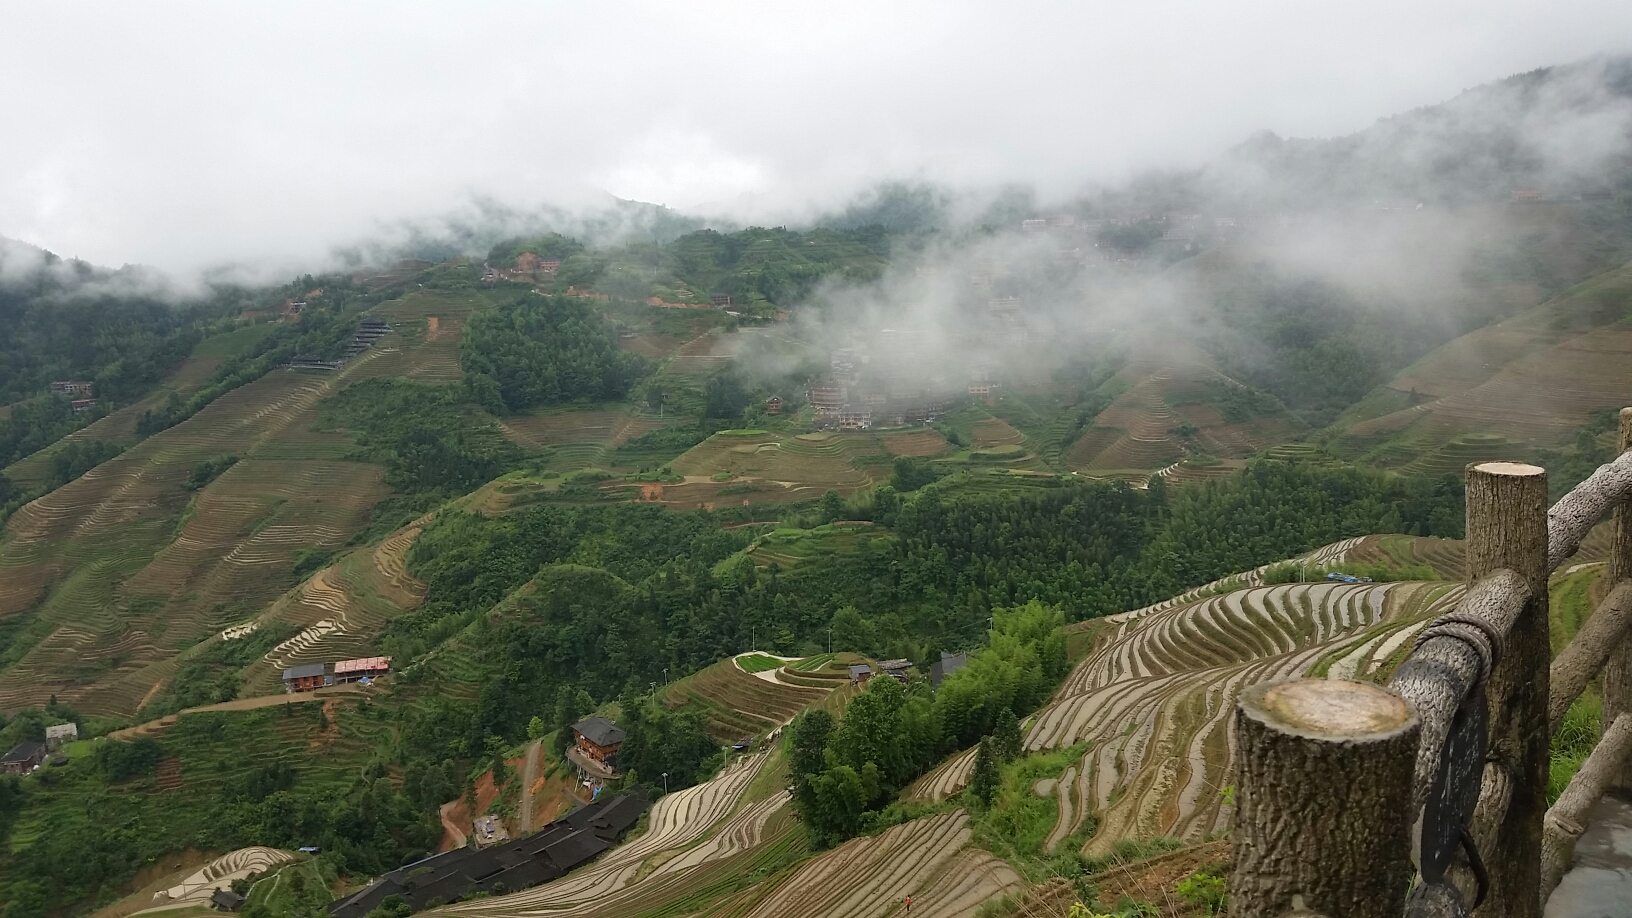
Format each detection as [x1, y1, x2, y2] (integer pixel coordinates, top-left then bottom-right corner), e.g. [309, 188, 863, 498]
[441, 753, 783, 918]
[1065, 359, 1294, 479]
[241, 517, 430, 694]
[500, 409, 680, 470]
[743, 523, 889, 572]
[617, 333, 685, 359]
[1340, 523, 1614, 583]
[149, 847, 298, 908]
[369, 289, 495, 382]
[632, 329, 753, 418]
[902, 746, 979, 804]
[880, 429, 951, 457]
[664, 656, 837, 739]
[1026, 578, 1464, 854]
[1155, 459, 1246, 488]
[661, 431, 888, 508]
[1335, 303, 1632, 464]
[739, 810, 1025, 918]
[1344, 534, 1469, 579]
[0, 350, 397, 715]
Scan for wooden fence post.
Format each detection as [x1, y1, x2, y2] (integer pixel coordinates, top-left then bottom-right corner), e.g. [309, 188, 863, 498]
[1541, 712, 1632, 897]
[1228, 679, 1419, 918]
[1605, 407, 1632, 793]
[1463, 461, 1549, 918]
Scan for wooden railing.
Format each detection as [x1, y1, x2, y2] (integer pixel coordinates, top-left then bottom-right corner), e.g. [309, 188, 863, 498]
[1227, 408, 1632, 918]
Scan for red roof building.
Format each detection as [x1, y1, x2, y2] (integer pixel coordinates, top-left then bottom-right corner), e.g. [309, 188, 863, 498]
[333, 656, 391, 682]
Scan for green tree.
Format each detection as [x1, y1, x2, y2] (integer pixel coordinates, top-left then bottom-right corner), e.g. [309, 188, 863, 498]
[809, 764, 866, 844]
[527, 716, 546, 741]
[618, 701, 719, 790]
[991, 706, 1023, 763]
[787, 709, 834, 817]
[969, 736, 1000, 806]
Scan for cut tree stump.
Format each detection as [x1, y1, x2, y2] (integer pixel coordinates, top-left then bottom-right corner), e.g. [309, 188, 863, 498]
[1229, 678, 1419, 918]
[1464, 460, 1549, 918]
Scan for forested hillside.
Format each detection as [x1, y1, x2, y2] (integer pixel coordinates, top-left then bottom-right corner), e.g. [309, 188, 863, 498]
[0, 54, 1630, 918]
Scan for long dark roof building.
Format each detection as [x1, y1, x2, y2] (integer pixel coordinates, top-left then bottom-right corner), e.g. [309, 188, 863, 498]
[325, 789, 648, 918]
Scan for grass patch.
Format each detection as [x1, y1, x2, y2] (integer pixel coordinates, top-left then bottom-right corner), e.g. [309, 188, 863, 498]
[190, 323, 277, 360]
[970, 744, 1090, 881]
[735, 653, 786, 674]
[1550, 691, 1601, 805]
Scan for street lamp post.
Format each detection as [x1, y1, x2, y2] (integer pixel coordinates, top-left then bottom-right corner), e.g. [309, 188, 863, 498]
[662, 772, 669, 795]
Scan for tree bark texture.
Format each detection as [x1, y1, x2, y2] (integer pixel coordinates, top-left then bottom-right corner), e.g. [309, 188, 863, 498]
[1228, 679, 1419, 918]
[1540, 712, 1632, 900]
[1546, 439, 1632, 573]
[1463, 461, 1549, 918]
[1604, 407, 1632, 793]
[1388, 570, 1528, 817]
[1549, 580, 1632, 729]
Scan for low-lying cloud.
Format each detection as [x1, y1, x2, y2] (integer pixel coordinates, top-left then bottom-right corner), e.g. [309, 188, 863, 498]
[4, 1, 1632, 276]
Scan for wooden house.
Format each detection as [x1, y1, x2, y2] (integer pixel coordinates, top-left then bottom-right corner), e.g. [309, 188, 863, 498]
[281, 662, 330, 693]
[806, 386, 847, 415]
[765, 397, 782, 415]
[568, 716, 626, 782]
[1, 741, 45, 775]
[836, 408, 872, 431]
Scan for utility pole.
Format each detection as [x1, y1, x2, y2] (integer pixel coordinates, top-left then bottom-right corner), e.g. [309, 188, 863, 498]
[828, 626, 833, 655]
[662, 772, 669, 795]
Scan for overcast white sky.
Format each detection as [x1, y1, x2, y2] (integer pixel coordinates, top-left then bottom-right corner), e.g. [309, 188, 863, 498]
[3, 1, 1631, 275]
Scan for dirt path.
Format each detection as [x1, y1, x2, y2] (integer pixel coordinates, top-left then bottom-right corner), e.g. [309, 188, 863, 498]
[517, 740, 542, 835]
[135, 678, 169, 714]
[109, 685, 360, 740]
[439, 800, 469, 850]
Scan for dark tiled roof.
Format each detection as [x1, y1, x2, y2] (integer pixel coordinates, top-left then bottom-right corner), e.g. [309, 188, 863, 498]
[282, 663, 327, 681]
[848, 663, 873, 677]
[542, 830, 610, 871]
[589, 792, 648, 840]
[328, 877, 405, 918]
[930, 651, 968, 687]
[212, 889, 246, 911]
[1, 741, 45, 764]
[324, 793, 648, 917]
[406, 874, 470, 911]
[561, 797, 609, 830]
[571, 716, 625, 747]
